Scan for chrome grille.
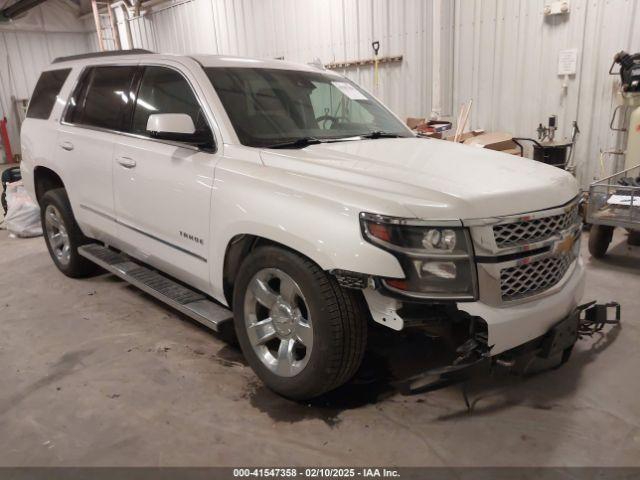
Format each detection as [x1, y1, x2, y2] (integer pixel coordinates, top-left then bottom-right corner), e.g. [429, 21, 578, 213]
[500, 252, 574, 301]
[493, 205, 579, 248]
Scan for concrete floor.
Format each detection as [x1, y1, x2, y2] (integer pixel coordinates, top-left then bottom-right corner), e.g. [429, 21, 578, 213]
[0, 227, 639, 467]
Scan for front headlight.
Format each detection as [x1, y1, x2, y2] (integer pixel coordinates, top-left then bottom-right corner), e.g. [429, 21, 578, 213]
[360, 213, 478, 300]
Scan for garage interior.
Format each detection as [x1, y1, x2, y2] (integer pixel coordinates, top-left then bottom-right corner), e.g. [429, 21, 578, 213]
[1, 0, 640, 471]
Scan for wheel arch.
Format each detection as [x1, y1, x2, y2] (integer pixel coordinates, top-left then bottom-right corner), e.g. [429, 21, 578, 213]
[33, 166, 65, 206]
[221, 233, 330, 308]
[214, 217, 404, 307]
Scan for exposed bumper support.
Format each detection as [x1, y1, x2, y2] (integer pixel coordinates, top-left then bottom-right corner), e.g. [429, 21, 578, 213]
[405, 301, 621, 395]
[458, 257, 586, 355]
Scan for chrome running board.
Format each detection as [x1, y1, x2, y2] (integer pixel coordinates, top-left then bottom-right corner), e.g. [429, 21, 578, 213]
[78, 244, 232, 332]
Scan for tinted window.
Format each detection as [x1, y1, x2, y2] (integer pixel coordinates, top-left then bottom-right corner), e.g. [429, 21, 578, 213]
[132, 66, 208, 135]
[26, 69, 71, 120]
[64, 68, 91, 125]
[67, 66, 137, 131]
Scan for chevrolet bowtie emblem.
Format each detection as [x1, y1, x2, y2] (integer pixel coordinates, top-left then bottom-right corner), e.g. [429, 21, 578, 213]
[555, 234, 576, 254]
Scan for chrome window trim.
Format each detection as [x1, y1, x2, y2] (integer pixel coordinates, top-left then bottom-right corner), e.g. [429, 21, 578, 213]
[58, 122, 208, 153]
[59, 61, 219, 154]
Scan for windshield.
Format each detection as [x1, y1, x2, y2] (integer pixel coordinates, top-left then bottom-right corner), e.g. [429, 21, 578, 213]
[204, 67, 412, 148]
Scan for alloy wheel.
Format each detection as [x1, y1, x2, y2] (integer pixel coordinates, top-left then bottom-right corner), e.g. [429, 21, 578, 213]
[243, 268, 313, 377]
[44, 205, 71, 266]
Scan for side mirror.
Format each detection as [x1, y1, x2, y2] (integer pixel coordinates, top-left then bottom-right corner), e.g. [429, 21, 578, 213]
[146, 113, 213, 149]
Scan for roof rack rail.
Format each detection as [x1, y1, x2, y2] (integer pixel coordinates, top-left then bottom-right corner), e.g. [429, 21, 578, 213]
[52, 49, 154, 64]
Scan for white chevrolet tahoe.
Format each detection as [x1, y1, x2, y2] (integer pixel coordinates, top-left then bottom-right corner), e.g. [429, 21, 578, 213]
[21, 50, 586, 399]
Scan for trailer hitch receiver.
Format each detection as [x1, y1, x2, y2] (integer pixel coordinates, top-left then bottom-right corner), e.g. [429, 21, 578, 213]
[576, 301, 621, 337]
[405, 301, 621, 395]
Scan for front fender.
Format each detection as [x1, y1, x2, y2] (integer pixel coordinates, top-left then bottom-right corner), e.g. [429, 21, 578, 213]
[209, 161, 405, 304]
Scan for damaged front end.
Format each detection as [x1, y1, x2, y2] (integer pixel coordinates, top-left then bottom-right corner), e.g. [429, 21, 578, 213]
[346, 199, 620, 396]
[404, 301, 621, 394]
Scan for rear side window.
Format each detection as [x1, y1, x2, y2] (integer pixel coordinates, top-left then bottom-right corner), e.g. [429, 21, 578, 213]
[65, 65, 137, 131]
[132, 66, 208, 135]
[26, 69, 71, 120]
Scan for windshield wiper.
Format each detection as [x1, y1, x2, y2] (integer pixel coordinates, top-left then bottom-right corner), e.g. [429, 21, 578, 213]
[266, 132, 402, 148]
[267, 137, 324, 149]
[359, 131, 404, 139]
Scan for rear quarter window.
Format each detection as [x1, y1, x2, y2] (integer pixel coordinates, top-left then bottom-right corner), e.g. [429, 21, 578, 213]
[26, 69, 71, 120]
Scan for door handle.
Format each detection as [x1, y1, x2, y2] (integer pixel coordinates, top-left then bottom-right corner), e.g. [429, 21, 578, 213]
[60, 141, 74, 151]
[117, 157, 137, 169]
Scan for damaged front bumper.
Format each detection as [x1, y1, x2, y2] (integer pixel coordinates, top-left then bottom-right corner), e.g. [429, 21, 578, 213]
[405, 301, 621, 394]
[362, 255, 587, 353]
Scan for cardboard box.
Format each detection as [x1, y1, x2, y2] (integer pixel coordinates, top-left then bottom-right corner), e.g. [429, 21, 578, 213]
[406, 117, 426, 129]
[445, 129, 485, 143]
[463, 132, 520, 155]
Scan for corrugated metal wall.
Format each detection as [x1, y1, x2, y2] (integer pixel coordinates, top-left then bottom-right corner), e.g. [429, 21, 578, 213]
[0, 1, 91, 158]
[118, 0, 444, 121]
[118, 0, 640, 187]
[4, 0, 639, 186]
[452, 0, 640, 187]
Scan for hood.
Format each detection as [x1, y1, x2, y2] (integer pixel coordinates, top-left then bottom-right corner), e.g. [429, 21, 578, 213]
[259, 137, 578, 220]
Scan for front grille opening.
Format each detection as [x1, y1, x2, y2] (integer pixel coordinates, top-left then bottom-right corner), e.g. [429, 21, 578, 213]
[500, 253, 574, 301]
[493, 206, 579, 248]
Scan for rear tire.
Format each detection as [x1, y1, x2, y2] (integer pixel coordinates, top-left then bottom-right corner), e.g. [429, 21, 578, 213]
[588, 225, 613, 258]
[233, 246, 368, 400]
[40, 188, 97, 278]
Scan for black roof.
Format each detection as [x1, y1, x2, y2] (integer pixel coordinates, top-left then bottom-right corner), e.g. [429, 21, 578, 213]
[52, 49, 155, 64]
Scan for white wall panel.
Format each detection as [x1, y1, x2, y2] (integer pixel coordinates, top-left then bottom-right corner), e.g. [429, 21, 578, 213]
[0, 1, 91, 158]
[125, 0, 441, 122]
[451, 0, 640, 187]
[0, 0, 613, 186]
[122, 0, 640, 187]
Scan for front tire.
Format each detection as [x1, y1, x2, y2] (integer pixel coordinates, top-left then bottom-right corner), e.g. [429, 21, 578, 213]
[40, 188, 97, 278]
[588, 225, 614, 258]
[233, 246, 367, 400]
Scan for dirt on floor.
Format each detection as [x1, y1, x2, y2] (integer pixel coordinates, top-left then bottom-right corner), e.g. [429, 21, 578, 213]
[0, 228, 639, 467]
